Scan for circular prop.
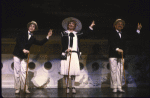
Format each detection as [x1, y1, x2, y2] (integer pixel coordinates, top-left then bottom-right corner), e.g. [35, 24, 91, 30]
[92, 62, 99, 71]
[107, 63, 110, 70]
[80, 62, 84, 70]
[1, 62, 3, 69]
[11, 62, 14, 70]
[28, 62, 36, 70]
[44, 61, 52, 70]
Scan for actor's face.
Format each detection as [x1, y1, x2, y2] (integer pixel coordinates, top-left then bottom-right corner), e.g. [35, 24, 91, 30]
[28, 24, 35, 32]
[68, 22, 76, 30]
[115, 21, 124, 31]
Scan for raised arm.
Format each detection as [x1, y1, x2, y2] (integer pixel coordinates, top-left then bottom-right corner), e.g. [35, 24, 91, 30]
[33, 29, 53, 45]
[89, 20, 95, 30]
[136, 23, 142, 34]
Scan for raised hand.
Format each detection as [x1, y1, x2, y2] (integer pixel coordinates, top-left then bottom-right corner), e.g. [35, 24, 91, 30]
[90, 20, 95, 28]
[137, 23, 142, 30]
[47, 29, 53, 38]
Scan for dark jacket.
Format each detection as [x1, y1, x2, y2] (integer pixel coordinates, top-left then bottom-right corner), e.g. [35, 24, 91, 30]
[13, 30, 48, 59]
[108, 30, 140, 58]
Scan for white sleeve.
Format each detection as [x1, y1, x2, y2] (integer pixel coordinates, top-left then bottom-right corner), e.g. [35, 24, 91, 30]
[89, 26, 93, 30]
[116, 48, 119, 51]
[46, 36, 49, 39]
[136, 30, 140, 34]
[62, 52, 65, 56]
[61, 32, 64, 36]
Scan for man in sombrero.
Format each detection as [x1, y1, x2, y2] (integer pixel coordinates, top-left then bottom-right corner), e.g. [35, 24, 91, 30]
[108, 19, 142, 93]
[61, 17, 95, 94]
[13, 21, 52, 94]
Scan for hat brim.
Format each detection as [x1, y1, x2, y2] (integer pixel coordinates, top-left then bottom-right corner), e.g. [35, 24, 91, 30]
[113, 19, 125, 27]
[27, 22, 38, 31]
[62, 17, 82, 32]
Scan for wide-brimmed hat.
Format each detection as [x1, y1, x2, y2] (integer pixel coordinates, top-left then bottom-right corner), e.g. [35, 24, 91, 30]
[62, 17, 82, 32]
[113, 19, 125, 27]
[27, 21, 38, 31]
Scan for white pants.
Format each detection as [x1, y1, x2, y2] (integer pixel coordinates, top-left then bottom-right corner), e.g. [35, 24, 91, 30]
[13, 56, 29, 90]
[109, 58, 124, 89]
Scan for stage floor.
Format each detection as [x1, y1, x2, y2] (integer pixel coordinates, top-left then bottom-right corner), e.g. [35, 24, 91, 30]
[2, 87, 150, 97]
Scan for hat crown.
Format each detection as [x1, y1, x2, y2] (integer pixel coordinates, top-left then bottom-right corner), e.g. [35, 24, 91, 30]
[113, 18, 125, 27]
[62, 17, 82, 32]
[27, 20, 38, 31]
[116, 19, 122, 22]
[30, 21, 37, 25]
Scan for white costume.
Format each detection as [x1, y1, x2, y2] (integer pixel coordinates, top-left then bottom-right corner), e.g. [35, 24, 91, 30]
[109, 58, 124, 89]
[13, 56, 29, 90]
[61, 30, 80, 76]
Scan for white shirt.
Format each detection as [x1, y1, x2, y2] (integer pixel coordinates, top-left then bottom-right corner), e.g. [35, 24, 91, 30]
[116, 30, 122, 38]
[65, 30, 78, 51]
[89, 26, 93, 30]
[28, 31, 32, 40]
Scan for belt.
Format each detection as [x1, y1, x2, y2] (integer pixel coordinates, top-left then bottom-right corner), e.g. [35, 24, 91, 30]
[66, 51, 78, 53]
[71, 51, 78, 53]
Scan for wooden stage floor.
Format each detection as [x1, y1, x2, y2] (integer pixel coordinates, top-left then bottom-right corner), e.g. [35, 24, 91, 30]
[2, 87, 150, 97]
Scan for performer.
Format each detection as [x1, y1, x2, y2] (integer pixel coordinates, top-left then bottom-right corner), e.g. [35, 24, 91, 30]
[108, 19, 142, 92]
[13, 21, 52, 94]
[61, 17, 95, 94]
